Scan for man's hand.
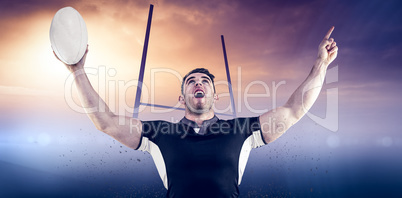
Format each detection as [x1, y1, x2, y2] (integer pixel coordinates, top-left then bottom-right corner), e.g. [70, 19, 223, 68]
[53, 45, 88, 73]
[317, 26, 338, 65]
[259, 26, 339, 144]
[53, 44, 142, 149]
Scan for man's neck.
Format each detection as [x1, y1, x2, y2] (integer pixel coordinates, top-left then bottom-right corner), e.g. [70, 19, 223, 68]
[184, 110, 215, 126]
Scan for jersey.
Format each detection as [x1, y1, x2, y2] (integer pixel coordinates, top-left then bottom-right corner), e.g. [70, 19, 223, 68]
[136, 116, 267, 198]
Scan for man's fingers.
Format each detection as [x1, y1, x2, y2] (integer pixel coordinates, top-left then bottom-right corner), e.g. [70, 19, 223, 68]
[77, 45, 89, 65]
[329, 46, 338, 54]
[324, 26, 335, 40]
[53, 51, 61, 62]
[327, 41, 337, 51]
[320, 37, 334, 48]
[83, 45, 89, 57]
[331, 41, 337, 48]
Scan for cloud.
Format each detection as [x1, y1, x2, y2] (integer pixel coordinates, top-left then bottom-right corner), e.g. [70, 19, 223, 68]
[0, 85, 55, 97]
[1, 0, 401, 117]
[337, 80, 402, 109]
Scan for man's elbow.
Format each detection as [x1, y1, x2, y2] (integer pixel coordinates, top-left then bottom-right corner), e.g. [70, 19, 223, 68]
[94, 123, 108, 132]
[288, 107, 306, 123]
[283, 102, 309, 122]
[263, 136, 278, 144]
[88, 114, 114, 132]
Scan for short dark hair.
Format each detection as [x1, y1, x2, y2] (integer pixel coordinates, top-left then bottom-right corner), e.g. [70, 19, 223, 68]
[181, 68, 215, 95]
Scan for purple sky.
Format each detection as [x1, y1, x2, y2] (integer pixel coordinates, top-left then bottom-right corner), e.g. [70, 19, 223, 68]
[0, 0, 402, 196]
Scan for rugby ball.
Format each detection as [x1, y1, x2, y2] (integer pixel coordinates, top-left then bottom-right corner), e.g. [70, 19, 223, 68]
[50, 7, 88, 65]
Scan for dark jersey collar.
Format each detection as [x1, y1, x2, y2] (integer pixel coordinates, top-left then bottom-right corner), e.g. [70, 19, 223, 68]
[180, 115, 219, 135]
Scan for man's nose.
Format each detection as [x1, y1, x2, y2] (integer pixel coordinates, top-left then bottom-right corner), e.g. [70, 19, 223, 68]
[195, 82, 202, 87]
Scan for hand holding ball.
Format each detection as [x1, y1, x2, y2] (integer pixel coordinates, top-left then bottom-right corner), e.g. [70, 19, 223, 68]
[50, 7, 88, 65]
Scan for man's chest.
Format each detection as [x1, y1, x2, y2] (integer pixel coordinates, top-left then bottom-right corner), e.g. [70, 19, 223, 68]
[157, 133, 245, 171]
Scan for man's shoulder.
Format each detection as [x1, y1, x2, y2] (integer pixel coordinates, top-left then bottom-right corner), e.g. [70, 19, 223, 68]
[216, 116, 260, 124]
[214, 116, 261, 133]
[141, 119, 175, 124]
[141, 120, 178, 132]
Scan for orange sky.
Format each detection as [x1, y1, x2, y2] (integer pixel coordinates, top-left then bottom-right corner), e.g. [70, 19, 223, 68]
[0, 0, 400, 121]
[0, 1, 317, 118]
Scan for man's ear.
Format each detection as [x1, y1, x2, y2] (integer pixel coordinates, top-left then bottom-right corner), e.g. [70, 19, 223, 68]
[214, 94, 219, 101]
[179, 95, 185, 104]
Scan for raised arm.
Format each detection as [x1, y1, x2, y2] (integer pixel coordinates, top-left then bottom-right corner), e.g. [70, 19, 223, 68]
[259, 26, 338, 144]
[55, 47, 142, 149]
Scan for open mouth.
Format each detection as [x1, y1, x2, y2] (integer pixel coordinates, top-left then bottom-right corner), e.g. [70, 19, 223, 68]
[194, 89, 205, 98]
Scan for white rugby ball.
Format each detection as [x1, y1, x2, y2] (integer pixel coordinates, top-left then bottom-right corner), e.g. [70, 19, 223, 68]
[50, 7, 88, 65]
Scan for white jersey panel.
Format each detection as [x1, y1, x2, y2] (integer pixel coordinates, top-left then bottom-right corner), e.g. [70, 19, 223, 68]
[238, 130, 265, 185]
[138, 137, 168, 189]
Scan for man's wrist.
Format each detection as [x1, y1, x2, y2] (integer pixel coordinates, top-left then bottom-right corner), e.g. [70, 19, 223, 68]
[315, 58, 329, 70]
[71, 66, 86, 78]
[68, 64, 83, 73]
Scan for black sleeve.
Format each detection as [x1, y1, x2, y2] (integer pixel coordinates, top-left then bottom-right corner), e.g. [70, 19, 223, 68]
[134, 120, 161, 150]
[142, 120, 160, 140]
[141, 120, 173, 141]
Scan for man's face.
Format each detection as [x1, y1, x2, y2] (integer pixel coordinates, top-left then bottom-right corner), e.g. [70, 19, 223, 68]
[181, 73, 217, 114]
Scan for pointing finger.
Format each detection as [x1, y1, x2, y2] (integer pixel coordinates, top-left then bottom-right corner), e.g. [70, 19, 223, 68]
[324, 26, 335, 40]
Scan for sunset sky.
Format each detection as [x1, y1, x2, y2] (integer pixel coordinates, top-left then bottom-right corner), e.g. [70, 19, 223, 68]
[1, 0, 402, 196]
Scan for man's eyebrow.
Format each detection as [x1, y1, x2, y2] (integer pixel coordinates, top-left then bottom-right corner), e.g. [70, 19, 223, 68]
[201, 76, 211, 81]
[185, 76, 195, 84]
